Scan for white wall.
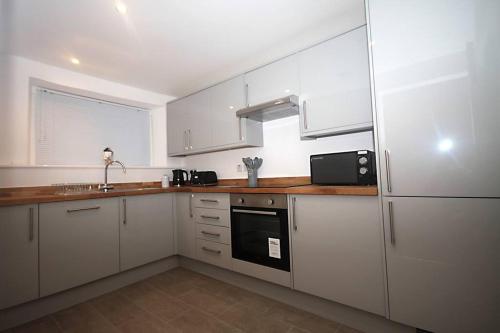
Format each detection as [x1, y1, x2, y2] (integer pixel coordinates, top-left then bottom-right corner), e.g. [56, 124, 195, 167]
[185, 116, 374, 179]
[0, 55, 184, 187]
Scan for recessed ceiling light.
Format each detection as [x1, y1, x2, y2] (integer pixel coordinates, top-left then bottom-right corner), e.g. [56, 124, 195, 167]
[70, 57, 80, 65]
[115, 1, 128, 14]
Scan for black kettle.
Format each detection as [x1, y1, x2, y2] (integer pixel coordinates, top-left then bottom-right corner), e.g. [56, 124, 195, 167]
[172, 169, 188, 186]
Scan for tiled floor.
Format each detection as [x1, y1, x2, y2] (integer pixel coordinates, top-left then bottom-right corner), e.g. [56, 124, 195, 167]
[3, 268, 363, 333]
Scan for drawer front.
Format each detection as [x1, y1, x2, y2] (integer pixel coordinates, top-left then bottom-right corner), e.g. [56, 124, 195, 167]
[196, 239, 232, 270]
[196, 224, 230, 245]
[193, 193, 230, 209]
[194, 208, 230, 227]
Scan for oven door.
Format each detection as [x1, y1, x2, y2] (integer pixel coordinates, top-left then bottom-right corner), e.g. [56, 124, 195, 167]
[231, 207, 290, 271]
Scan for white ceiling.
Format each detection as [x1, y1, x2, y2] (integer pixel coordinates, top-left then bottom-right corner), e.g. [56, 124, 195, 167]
[2, 0, 366, 97]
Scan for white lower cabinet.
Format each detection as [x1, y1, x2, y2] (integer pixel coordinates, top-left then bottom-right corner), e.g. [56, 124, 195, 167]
[176, 193, 196, 259]
[0, 205, 39, 309]
[291, 195, 386, 316]
[382, 197, 500, 333]
[39, 198, 120, 297]
[196, 239, 232, 270]
[120, 194, 175, 271]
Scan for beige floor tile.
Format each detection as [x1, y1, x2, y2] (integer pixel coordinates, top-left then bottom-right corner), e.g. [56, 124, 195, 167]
[217, 303, 293, 333]
[336, 324, 363, 333]
[10, 317, 60, 333]
[51, 303, 118, 333]
[265, 303, 340, 333]
[177, 288, 236, 315]
[90, 292, 149, 326]
[145, 272, 200, 297]
[115, 312, 180, 333]
[168, 309, 240, 333]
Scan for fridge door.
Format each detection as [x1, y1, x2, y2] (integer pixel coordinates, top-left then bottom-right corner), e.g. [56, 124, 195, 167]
[369, 0, 500, 197]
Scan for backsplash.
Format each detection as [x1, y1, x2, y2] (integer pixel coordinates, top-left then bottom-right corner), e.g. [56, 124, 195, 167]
[185, 116, 374, 179]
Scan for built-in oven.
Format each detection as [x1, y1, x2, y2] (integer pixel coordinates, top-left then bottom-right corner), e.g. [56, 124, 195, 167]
[230, 194, 290, 272]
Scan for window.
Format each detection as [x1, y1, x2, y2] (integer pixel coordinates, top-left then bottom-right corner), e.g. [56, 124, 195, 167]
[34, 88, 151, 166]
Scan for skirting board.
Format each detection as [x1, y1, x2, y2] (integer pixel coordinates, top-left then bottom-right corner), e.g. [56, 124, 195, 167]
[180, 257, 414, 333]
[0, 256, 179, 331]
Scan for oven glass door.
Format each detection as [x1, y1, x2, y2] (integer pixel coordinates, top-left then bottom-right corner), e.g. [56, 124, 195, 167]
[231, 207, 290, 271]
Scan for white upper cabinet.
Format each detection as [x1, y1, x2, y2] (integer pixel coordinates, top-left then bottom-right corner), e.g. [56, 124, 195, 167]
[382, 197, 500, 333]
[167, 98, 189, 155]
[211, 76, 246, 146]
[0, 205, 39, 310]
[186, 89, 212, 151]
[245, 54, 299, 106]
[369, 0, 500, 197]
[299, 26, 373, 138]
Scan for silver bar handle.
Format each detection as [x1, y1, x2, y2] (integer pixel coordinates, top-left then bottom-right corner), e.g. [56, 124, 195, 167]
[200, 215, 220, 220]
[189, 194, 193, 218]
[388, 200, 395, 245]
[188, 129, 192, 149]
[302, 100, 308, 130]
[292, 197, 297, 231]
[202, 246, 222, 254]
[238, 117, 244, 141]
[67, 206, 100, 213]
[184, 130, 188, 150]
[201, 230, 221, 237]
[245, 83, 249, 107]
[200, 199, 219, 203]
[29, 207, 34, 241]
[123, 199, 127, 224]
[232, 209, 277, 216]
[385, 149, 392, 192]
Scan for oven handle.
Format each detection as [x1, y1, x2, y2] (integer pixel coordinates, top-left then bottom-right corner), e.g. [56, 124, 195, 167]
[232, 209, 277, 216]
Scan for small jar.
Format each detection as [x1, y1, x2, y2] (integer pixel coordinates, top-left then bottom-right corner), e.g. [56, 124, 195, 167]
[161, 175, 169, 188]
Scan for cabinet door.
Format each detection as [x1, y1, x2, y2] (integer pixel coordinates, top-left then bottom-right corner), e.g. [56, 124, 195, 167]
[175, 193, 196, 259]
[291, 195, 386, 316]
[0, 205, 38, 309]
[245, 54, 299, 106]
[382, 197, 500, 333]
[120, 194, 174, 271]
[210, 76, 246, 146]
[167, 98, 189, 155]
[370, 0, 500, 197]
[40, 198, 119, 296]
[186, 89, 212, 151]
[299, 26, 372, 137]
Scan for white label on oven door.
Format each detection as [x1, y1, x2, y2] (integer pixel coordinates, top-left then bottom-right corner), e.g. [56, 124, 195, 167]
[268, 238, 281, 259]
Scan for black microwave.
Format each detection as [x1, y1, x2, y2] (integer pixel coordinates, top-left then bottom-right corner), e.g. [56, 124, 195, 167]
[310, 150, 377, 186]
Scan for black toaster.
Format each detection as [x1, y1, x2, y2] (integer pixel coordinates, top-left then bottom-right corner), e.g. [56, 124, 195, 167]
[190, 170, 218, 186]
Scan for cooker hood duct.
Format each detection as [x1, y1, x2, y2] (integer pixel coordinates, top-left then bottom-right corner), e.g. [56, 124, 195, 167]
[236, 95, 299, 122]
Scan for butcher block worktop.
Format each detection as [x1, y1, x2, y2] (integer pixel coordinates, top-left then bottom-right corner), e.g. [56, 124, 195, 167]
[0, 177, 378, 206]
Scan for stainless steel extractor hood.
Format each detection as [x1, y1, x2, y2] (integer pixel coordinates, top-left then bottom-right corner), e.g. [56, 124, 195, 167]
[236, 95, 299, 122]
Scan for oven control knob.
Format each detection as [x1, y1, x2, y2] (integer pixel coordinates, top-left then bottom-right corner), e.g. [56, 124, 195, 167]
[267, 199, 274, 205]
[359, 157, 368, 165]
[359, 167, 368, 175]
[238, 198, 245, 204]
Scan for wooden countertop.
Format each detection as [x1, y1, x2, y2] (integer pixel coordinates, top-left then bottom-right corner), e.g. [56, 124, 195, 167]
[0, 178, 378, 207]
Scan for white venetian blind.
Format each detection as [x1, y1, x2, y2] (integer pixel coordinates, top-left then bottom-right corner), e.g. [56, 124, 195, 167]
[35, 89, 151, 166]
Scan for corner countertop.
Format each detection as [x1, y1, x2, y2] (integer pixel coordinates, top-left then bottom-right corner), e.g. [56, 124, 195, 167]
[0, 178, 378, 207]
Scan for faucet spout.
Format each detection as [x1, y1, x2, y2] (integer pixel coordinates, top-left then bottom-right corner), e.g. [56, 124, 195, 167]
[100, 160, 127, 192]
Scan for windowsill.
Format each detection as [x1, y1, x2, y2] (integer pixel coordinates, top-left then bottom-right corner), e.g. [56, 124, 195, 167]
[0, 164, 173, 169]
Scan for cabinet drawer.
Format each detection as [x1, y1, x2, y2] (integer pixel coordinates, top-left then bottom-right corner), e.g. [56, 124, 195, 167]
[196, 239, 232, 270]
[194, 208, 230, 227]
[196, 224, 230, 245]
[193, 193, 230, 209]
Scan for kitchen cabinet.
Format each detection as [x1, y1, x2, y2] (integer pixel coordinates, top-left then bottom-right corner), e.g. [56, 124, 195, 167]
[0, 205, 39, 309]
[290, 195, 385, 316]
[167, 79, 263, 157]
[39, 198, 119, 297]
[382, 197, 500, 333]
[120, 194, 175, 271]
[244, 54, 299, 106]
[369, 0, 500, 197]
[175, 193, 196, 259]
[298, 26, 372, 138]
[166, 97, 189, 155]
[210, 75, 260, 147]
